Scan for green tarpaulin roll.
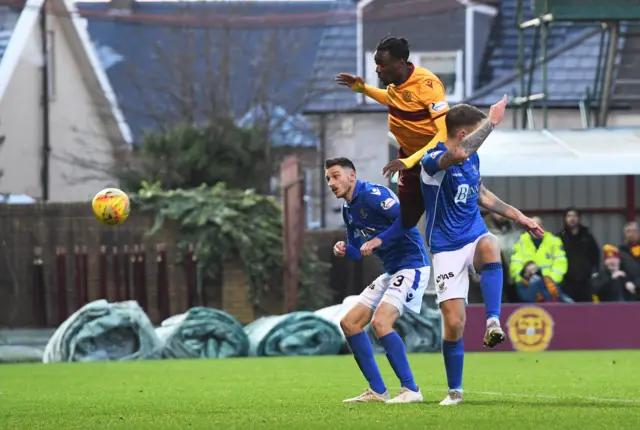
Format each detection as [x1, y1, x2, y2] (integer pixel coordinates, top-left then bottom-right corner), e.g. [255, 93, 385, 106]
[43, 300, 163, 363]
[244, 312, 342, 357]
[156, 307, 249, 359]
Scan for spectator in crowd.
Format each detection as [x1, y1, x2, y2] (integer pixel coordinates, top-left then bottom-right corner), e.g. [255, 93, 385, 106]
[483, 212, 522, 302]
[515, 261, 573, 303]
[557, 208, 600, 302]
[620, 221, 640, 264]
[510, 217, 568, 292]
[590, 245, 639, 301]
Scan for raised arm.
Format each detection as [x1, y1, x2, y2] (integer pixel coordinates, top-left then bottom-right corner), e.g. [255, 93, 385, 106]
[435, 95, 507, 171]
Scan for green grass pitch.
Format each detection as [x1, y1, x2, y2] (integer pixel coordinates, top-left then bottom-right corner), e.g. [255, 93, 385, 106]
[1, 350, 639, 429]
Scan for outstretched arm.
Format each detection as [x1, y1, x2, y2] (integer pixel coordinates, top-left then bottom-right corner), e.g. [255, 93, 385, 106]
[478, 185, 545, 239]
[363, 85, 388, 106]
[477, 185, 523, 222]
[335, 73, 388, 105]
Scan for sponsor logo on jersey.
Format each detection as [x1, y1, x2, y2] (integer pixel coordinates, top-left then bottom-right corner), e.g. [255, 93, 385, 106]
[430, 101, 449, 112]
[453, 184, 479, 204]
[381, 197, 396, 210]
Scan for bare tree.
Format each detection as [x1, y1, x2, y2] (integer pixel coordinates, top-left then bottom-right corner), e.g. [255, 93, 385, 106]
[55, 2, 338, 193]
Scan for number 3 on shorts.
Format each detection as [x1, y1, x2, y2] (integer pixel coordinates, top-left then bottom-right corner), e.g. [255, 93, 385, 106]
[392, 275, 405, 287]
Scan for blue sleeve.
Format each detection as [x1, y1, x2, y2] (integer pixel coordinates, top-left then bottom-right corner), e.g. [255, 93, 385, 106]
[421, 149, 446, 177]
[342, 208, 362, 260]
[366, 187, 408, 244]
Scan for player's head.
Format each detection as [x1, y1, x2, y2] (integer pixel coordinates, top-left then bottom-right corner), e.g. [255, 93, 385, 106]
[374, 36, 410, 86]
[445, 104, 488, 143]
[563, 207, 580, 229]
[325, 157, 357, 200]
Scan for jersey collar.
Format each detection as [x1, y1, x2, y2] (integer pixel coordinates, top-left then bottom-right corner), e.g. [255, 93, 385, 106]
[395, 63, 415, 90]
[347, 180, 365, 206]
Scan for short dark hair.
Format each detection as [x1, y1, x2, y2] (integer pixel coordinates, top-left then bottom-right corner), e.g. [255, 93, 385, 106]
[325, 157, 356, 171]
[445, 104, 487, 138]
[376, 36, 410, 61]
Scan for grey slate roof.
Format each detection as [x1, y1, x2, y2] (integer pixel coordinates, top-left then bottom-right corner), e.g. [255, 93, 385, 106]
[468, 27, 625, 107]
[305, 0, 358, 113]
[471, 0, 625, 108]
[0, 6, 20, 64]
[78, 0, 336, 146]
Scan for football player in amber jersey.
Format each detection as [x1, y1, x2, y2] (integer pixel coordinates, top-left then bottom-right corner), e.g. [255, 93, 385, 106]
[336, 36, 449, 229]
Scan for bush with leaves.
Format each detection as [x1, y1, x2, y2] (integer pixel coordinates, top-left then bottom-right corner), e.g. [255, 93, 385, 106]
[133, 181, 332, 312]
[120, 120, 272, 194]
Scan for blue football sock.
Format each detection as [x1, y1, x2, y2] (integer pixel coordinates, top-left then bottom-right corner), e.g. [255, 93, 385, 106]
[378, 331, 419, 392]
[480, 262, 503, 320]
[442, 338, 464, 390]
[346, 332, 387, 395]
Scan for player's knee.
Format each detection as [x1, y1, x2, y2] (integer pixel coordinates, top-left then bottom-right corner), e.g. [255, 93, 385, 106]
[370, 315, 393, 338]
[443, 314, 465, 340]
[371, 302, 400, 337]
[440, 301, 466, 340]
[477, 236, 501, 262]
[340, 316, 365, 337]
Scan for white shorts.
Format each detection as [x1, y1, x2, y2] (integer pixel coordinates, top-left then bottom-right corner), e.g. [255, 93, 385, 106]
[433, 233, 493, 305]
[357, 266, 430, 316]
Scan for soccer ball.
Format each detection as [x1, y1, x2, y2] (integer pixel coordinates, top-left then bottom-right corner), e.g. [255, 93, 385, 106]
[91, 188, 130, 225]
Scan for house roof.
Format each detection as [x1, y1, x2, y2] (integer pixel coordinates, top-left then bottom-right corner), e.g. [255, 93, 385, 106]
[304, 0, 358, 112]
[77, 0, 339, 145]
[0, 0, 132, 145]
[469, 0, 625, 108]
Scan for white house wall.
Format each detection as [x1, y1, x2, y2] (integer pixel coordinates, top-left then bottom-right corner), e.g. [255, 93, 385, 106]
[0, 28, 43, 198]
[0, 12, 117, 202]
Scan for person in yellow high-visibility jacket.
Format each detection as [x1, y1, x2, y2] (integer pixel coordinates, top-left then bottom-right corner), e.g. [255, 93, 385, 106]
[510, 217, 568, 285]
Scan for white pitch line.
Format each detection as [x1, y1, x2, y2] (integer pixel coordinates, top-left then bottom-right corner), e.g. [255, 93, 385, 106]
[417, 387, 640, 404]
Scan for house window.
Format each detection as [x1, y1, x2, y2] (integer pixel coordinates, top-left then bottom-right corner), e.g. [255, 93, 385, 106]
[364, 50, 464, 103]
[46, 30, 55, 99]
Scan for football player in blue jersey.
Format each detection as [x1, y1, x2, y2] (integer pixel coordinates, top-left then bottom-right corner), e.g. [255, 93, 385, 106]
[420, 96, 544, 405]
[326, 157, 430, 404]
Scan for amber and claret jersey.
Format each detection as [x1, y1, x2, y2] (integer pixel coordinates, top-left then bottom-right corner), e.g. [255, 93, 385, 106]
[381, 64, 449, 157]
